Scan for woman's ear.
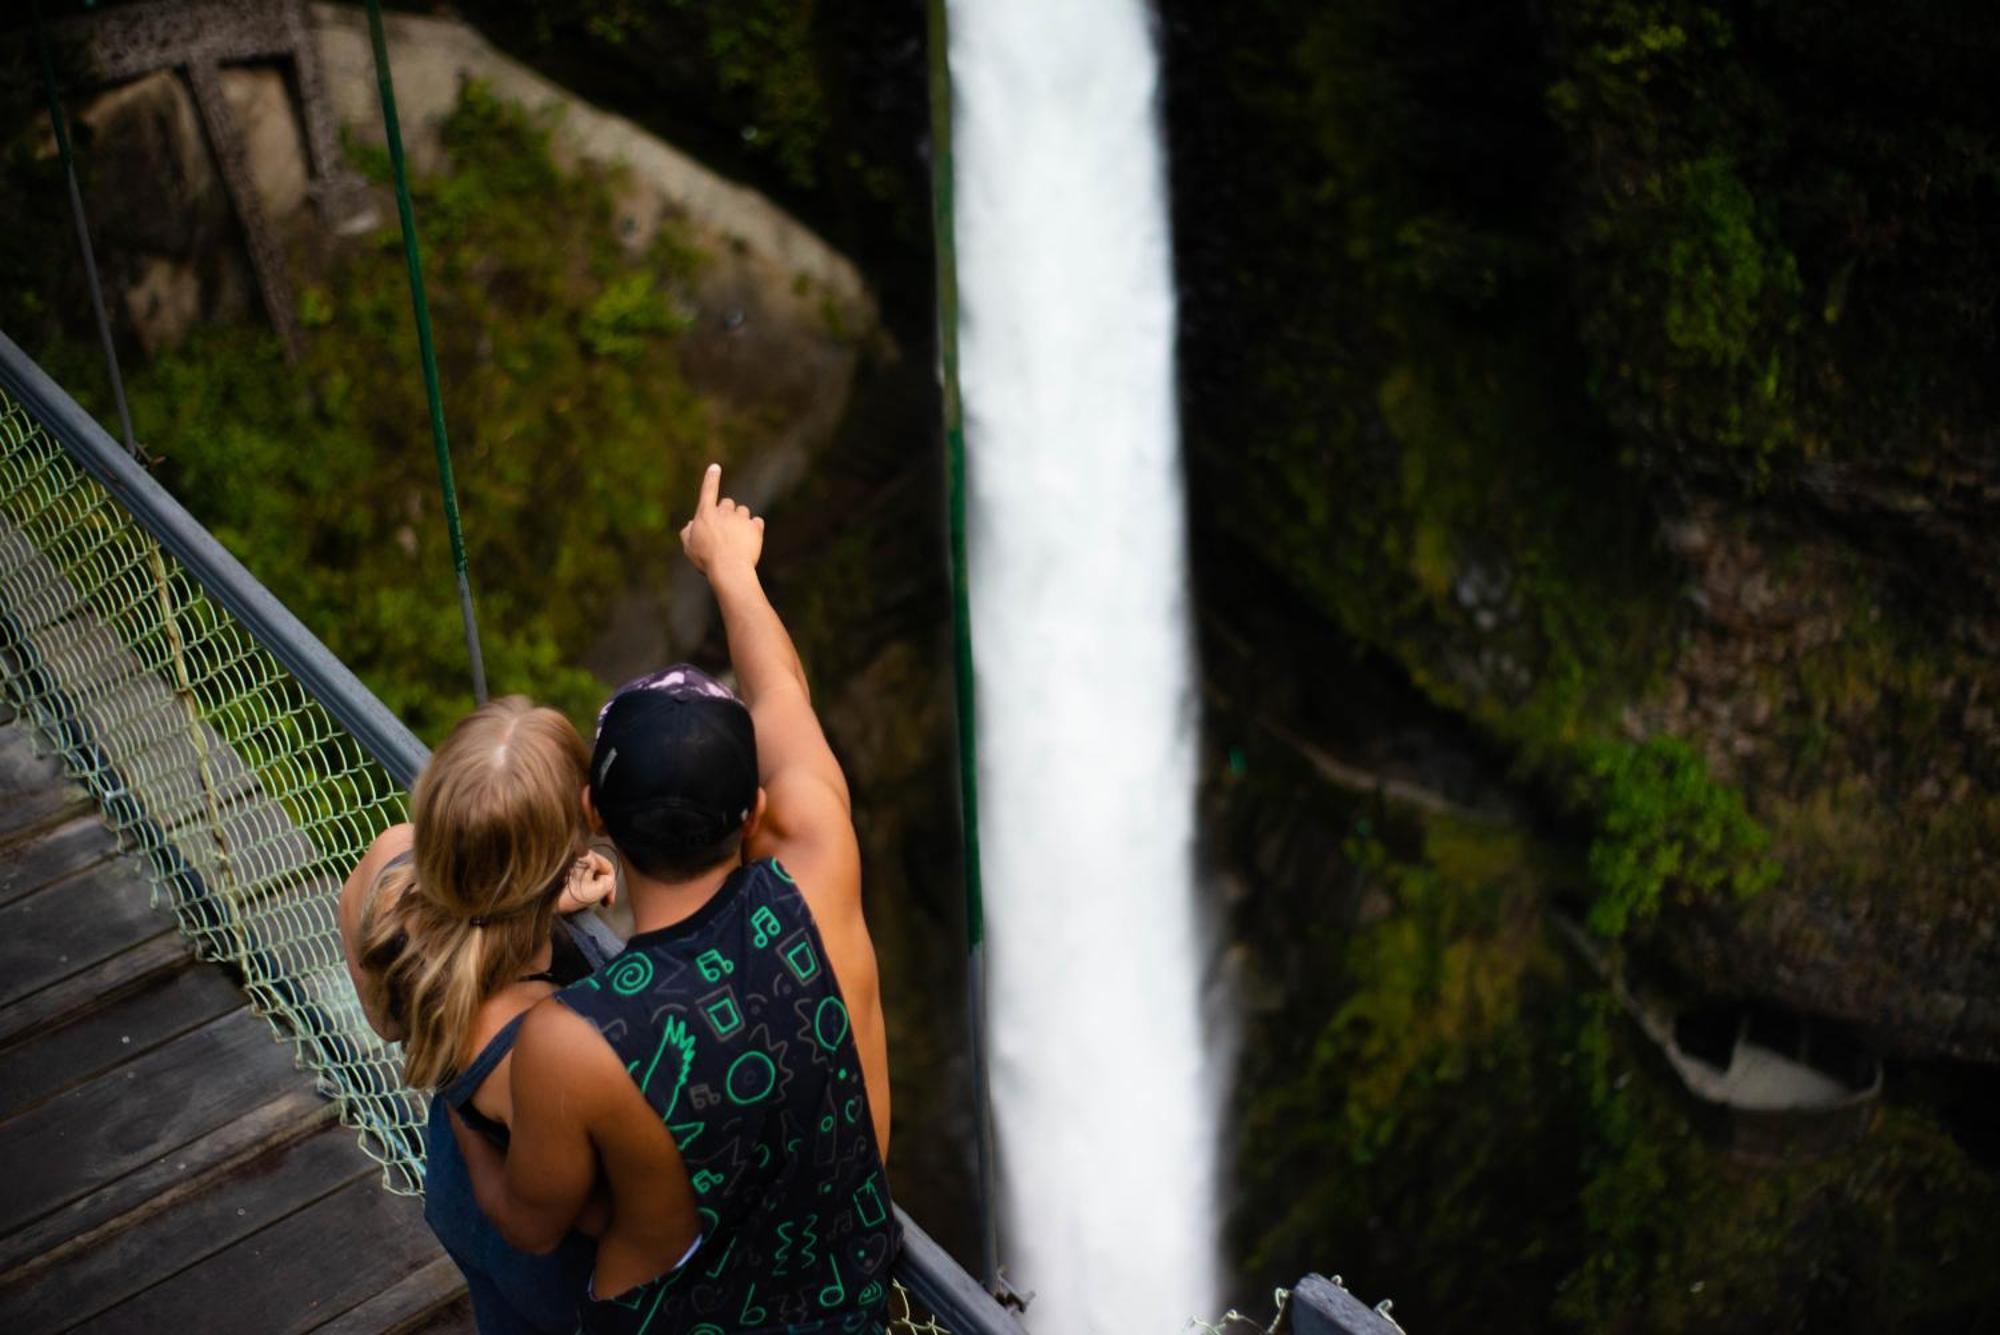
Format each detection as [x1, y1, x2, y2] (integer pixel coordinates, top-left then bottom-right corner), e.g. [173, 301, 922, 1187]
[580, 785, 607, 834]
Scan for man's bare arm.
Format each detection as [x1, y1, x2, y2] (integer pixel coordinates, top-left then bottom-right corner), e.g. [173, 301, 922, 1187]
[454, 1001, 606, 1253]
[681, 464, 849, 812]
[677, 464, 886, 1158]
[680, 466, 859, 910]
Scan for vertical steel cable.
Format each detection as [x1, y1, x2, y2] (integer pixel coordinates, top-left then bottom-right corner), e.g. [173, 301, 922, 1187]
[363, 0, 488, 704]
[34, 0, 254, 943]
[32, 0, 135, 458]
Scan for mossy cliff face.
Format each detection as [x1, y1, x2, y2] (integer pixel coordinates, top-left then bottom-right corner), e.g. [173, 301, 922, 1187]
[1162, 0, 1998, 1049]
[1163, 0, 2000, 1326]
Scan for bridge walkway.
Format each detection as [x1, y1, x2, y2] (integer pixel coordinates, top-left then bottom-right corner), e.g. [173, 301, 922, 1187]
[0, 712, 473, 1334]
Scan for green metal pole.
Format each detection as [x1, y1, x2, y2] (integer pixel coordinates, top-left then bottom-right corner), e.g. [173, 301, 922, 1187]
[928, 0, 1001, 1295]
[363, 0, 487, 704]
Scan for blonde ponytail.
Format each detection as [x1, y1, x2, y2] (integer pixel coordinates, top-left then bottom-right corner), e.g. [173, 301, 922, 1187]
[359, 697, 588, 1089]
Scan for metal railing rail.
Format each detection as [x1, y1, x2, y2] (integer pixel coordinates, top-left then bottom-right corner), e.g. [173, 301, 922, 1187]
[0, 329, 1020, 1335]
[0, 332, 427, 786]
[1292, 1275, 1407, 1335]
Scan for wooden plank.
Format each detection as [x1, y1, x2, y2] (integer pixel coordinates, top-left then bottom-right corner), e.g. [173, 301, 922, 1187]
[0, 1007, 309, 1238]
[0, 1125, 374, 1334]
[0, 966, 243, 1120]
[84, 1176, 442, 1335]
[0, 1085, 331, 1279]
[0, 815, 120, 908]
[0, 723, 67, 799]
[394, 1294, 477, 1335]
[28, 618, 268, 815]
[0, 856, 173, 1008]
[0, 727, 87, 845]
[311, 1254, 467, 1335]
[0, 932, 189, 1053]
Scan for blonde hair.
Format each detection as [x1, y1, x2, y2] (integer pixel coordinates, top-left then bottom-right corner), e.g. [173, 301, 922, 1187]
[358, 696, 589, 1089]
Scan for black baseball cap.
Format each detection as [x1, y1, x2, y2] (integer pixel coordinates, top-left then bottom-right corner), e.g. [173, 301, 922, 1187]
[590, 666, 758, 854]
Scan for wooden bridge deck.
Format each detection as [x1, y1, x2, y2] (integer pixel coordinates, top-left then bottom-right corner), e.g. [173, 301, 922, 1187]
[0, 716, 473, 1334]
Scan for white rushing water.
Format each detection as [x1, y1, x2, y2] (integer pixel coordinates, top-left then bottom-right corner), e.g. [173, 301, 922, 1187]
[948, 0, 1220, 1329]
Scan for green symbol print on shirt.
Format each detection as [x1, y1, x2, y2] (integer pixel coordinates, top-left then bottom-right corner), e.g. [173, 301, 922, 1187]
[750, 905, 783, 948]
[703, 1233, 738, 1280]
[798, 1211, 821, 1269]
[782, 936, 819, 984]
[739, 1282, 767, 1327]
[607, 953, 654, 996]
[774, 1219, 796, 1277]
[854, 1174, 887, 1228]
[639, 1014, 697, 1121]
[725, 1049, 777, 1105]
[813, 996, 849, 1051]
[818, 1254, 847, 1309]
[701, 991, 742, 1039]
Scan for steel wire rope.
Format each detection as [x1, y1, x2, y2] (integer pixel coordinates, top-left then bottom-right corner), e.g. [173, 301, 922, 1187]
[363, 0, 487, 704]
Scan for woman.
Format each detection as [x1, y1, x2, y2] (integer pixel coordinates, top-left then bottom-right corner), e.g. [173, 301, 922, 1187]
[338, 695, 615, 1335]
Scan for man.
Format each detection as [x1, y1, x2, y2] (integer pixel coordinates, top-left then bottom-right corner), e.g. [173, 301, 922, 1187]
[458, 464, 897, 1333]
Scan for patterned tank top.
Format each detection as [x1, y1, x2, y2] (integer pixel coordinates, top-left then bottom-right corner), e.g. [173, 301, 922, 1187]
[559, 858, 898, 1334]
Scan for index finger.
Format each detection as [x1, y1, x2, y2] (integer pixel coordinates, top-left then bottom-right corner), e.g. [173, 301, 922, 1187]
[697, 462, 722, 512]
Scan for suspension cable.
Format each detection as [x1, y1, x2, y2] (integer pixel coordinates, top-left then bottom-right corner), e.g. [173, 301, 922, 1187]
[32, 0, 136, 459]
[362, 0, 487, 704]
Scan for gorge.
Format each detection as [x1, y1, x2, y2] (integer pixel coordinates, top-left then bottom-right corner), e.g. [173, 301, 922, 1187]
[4, 1, 1997, 1331]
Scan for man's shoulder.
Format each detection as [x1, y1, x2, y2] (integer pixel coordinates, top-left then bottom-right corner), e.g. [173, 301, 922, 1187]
[513, 994, 617, 1081]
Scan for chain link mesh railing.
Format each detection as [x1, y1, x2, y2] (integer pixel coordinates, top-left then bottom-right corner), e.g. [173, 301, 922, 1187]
[0, 377, 427, 1190]
[0, 332, 1019, 1335]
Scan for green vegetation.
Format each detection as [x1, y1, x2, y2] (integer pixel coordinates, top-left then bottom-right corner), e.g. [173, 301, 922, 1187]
[1558, 1003, 2000, 1330]
[1235, 812, 1589, 1324]
[1583, 737, 1777, 938]
[1170, 0, 2000, 1326]
[1224, 775, 2000, 1332]
[12, 82, 741, 740]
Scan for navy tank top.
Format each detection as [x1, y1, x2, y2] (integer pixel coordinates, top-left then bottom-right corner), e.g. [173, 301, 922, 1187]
[559, 858, 899, 1334]
[424, 1015, 597, 1334]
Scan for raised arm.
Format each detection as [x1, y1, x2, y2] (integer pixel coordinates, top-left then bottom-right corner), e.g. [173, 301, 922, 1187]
[678, 465, 888, 1157]
[679, 465, 857, 902]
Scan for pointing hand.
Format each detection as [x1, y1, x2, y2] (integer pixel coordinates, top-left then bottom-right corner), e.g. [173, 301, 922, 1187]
[679, 464, 764, 580]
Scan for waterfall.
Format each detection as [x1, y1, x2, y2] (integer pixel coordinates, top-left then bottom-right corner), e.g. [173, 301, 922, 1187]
[946, 0, 1220, 1328]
